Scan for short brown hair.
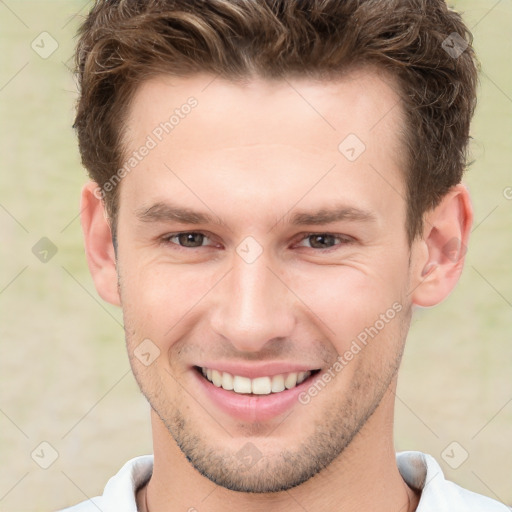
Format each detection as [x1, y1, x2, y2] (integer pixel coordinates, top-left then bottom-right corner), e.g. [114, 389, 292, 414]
[74, 0, 478, 242]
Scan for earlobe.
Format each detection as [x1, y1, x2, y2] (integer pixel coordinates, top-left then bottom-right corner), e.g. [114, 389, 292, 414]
[411, 184, 473, 307]
[80, 182, 121, 306]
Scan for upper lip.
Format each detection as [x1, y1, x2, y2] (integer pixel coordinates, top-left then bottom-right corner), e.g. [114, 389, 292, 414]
[194, 362, 320, 379]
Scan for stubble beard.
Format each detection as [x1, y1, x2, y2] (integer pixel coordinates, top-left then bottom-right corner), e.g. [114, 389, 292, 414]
[119, 259, 412, 493]
[127, 323, 409, 494]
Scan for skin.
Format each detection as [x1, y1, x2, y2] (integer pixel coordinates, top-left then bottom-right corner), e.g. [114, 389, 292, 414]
[81, 67, 472, 512]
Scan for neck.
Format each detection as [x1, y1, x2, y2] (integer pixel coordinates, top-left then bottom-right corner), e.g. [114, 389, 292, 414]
[138, 385, 420, 512]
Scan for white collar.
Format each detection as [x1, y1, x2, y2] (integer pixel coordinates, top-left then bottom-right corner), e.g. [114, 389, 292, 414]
[61, 451, 510, 511]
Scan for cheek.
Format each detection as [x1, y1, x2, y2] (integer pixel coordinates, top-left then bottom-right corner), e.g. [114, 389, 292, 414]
[289, 263, 408, 341]
[119, 245, 410, 355]
[119, 259, 222, 346]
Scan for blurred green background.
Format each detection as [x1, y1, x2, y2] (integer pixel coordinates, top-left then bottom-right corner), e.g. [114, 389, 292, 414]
[0, 1, 511, 510]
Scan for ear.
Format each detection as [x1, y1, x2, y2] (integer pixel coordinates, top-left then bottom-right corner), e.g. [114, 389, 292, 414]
[80, 182, 121, 306]
[410, 184, 473, 307]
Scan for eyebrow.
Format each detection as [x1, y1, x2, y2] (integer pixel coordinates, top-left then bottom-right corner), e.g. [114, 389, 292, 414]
[287, 206, 377, 225]
[135, 201, 377, 227]
[135, 202, 223, 225]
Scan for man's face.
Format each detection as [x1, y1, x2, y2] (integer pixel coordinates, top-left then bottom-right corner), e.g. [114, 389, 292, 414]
[115, 69, 419, 492]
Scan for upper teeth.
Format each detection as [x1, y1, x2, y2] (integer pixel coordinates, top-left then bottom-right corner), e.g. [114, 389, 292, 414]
[202, 368, 311, 395]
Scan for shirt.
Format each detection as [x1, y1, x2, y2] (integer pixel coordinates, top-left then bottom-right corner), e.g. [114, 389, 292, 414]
[59, 451, 511, 511]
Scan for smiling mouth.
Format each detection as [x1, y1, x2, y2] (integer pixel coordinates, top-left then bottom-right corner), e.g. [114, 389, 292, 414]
[195, 366, 321, 395]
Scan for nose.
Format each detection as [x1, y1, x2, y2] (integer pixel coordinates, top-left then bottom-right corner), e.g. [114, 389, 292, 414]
[210, 251, 296, 353]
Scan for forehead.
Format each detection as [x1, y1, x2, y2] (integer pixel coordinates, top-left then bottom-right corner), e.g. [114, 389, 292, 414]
[119, 68, 407, 228]
[125, 68, 404, 155]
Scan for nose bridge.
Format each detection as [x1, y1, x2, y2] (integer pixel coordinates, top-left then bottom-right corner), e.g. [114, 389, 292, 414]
[210, 251, 295, 352]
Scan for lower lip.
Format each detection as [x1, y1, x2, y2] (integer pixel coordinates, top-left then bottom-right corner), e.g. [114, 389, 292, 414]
[193, 369, 317, 422]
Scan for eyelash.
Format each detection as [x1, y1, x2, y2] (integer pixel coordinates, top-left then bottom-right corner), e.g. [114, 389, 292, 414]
[160, 231, 354, 252]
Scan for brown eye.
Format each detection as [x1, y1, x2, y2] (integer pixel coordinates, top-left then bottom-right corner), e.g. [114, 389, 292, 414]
[295, 233, 353, 250]
[176, 233, 205, 247]
[306, 234, 338, 249]
[163, 232, 209, 248]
